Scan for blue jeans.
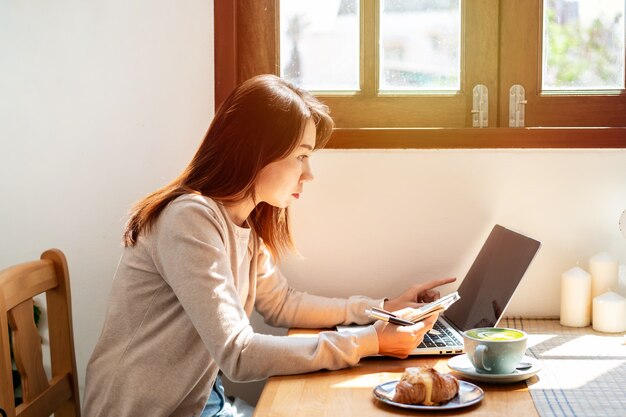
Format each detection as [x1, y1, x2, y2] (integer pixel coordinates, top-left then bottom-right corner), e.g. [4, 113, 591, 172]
[200, 376, 228, 417]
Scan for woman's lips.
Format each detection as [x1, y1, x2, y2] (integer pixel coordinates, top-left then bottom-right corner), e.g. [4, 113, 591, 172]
[292, 193, 300, 199]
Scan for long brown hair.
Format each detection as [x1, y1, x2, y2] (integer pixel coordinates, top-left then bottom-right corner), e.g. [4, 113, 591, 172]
[123, 74, 334, 260]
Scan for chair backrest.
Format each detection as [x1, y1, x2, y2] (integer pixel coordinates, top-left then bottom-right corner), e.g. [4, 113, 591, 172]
[0, 249, 81, 417]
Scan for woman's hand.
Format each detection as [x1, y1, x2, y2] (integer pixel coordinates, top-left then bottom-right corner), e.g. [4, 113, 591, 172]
[383, 277, 456, 312]
[374, 314, 438, 358]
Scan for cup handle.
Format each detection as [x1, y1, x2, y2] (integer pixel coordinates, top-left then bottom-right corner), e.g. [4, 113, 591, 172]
[475, 344, 491, 372]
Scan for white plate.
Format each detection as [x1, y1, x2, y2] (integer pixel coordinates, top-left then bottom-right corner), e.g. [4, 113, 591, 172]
[373, 379, 484, 410]
[447, 354, 541, 383]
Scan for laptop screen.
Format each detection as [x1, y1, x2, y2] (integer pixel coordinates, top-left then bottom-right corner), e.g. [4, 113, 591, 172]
[444, 225, 541, 331]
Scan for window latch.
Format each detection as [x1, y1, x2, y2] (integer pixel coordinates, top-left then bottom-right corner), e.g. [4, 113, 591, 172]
[471, 84, 488, 128]
[509, 85, 527, 127]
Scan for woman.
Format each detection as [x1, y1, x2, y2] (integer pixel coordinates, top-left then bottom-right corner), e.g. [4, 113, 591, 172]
[83, 74, 454, 417]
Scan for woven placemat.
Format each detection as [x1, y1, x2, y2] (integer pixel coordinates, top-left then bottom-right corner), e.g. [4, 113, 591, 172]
[502, 318, 626, 417]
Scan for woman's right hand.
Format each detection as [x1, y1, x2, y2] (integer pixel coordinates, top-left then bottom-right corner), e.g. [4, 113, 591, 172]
[374, 314, 438, 358]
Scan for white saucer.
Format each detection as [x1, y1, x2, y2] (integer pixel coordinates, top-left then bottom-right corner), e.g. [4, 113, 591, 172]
[447, 354, 541, 383]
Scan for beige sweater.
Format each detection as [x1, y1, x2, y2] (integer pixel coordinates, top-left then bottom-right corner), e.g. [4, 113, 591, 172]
[83, 194, 381, 417]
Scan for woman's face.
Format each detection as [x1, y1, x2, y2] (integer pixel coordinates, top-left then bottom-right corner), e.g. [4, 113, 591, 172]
[255, 118, 316, 208]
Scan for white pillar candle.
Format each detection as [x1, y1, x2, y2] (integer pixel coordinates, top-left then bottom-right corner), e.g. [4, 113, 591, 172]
[619, 265, 626, 298]
[560, 266, 592, 327]
[589, 252, 618, 299]
[592, 291, 626, 333]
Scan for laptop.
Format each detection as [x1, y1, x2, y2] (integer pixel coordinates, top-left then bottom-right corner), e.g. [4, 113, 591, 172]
[339, 224, 541, 355]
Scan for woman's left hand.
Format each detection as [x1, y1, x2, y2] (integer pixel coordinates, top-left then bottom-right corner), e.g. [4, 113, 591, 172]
[383, 277, 456, 312]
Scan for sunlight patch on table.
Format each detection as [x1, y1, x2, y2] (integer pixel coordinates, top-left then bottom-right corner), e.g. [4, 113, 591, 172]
[542, 335, 625, 358]
[330, 372, 400, 389]
[530, 359, 625, 390]
[527, 334, 556, 349]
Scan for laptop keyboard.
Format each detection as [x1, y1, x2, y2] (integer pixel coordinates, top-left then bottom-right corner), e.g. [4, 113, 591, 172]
[418, 321, 462, 348]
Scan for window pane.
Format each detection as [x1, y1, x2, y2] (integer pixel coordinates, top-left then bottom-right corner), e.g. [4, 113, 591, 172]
[379, 0, 461, 91]
[542, 0, 625, 91]
[279, 0, 359, 91]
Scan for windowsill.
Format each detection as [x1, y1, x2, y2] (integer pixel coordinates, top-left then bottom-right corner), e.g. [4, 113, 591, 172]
[327, 127, 626, 149]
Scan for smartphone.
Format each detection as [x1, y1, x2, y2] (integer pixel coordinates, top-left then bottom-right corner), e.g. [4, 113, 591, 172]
[405, 291, 460, 323]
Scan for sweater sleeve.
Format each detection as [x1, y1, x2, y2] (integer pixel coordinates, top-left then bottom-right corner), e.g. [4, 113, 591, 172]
[150, 199, 379, 382]
[254, 242, 386, 328]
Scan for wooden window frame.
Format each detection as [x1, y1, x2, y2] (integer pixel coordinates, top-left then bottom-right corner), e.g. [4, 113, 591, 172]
[500, 0, 626, 128]
[214, 0, 626, 149]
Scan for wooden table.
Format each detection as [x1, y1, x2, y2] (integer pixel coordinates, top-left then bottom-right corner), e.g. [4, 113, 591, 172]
[254, 321, 543, 417]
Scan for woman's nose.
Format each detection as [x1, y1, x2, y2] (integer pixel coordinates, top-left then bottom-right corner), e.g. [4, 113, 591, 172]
[301, 160, 314, 182]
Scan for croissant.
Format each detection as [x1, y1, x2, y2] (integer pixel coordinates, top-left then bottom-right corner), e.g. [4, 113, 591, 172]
[393, 366, 459, 406]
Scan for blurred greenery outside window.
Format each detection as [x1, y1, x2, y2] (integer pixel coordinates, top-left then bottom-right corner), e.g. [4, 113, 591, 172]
[543, 0, 624, 91]
[280, 0, 624, 94]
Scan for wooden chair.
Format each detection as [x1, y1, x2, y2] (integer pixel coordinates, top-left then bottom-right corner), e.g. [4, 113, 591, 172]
[0, 249, 81, 417]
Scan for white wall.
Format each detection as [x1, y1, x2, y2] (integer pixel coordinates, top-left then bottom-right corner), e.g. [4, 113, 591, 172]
[1, 0, 214, 403]
[2, 0, 626, 408]
[282, 149, 626, 311]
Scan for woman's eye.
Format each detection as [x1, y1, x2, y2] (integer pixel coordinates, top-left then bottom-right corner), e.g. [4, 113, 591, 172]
[298, 155, 309, 161]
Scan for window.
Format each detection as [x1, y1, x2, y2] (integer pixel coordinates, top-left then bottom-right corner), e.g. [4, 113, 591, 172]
[501, 0, 626, 127]
[214, 0, 626, 148]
